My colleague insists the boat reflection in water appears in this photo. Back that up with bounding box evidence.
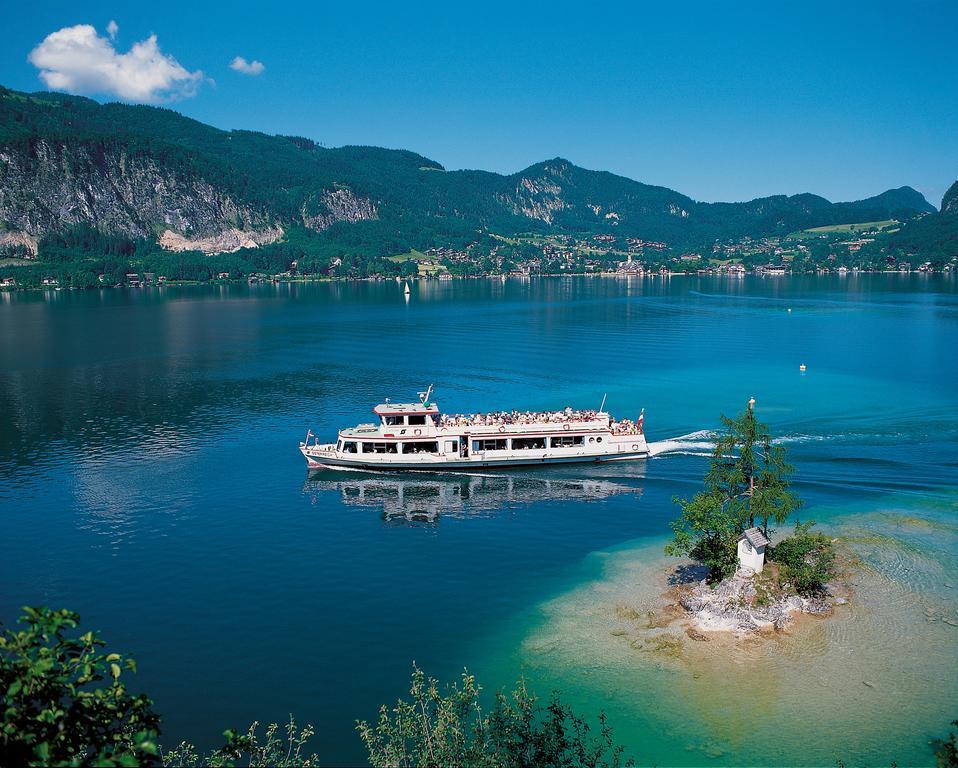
[302,469,643,524]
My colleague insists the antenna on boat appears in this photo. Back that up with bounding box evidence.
[599,393,607,414]
[418,384,434,406]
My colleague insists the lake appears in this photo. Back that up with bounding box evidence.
[1,274,956,766]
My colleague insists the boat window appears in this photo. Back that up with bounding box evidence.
[596,436,602,443]
[407,415,427,426]
[472,438,507,451]
[362,442,398,454]
[384,415,404,426]
[342,441,357,453]
[337,440,343,451]
[512,436,546,450]
[401,441,439,454]
[444,440,458,453]
[550,435,585,448]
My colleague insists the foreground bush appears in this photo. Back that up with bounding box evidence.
[0,607,160,767]
[358,665,632,768]
[3,607,629,767]
[161,718,319,767]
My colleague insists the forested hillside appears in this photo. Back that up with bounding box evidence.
[879,180,958,262]
[0,85,950,284]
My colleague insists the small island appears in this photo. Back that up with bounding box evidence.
[663,398,848,637]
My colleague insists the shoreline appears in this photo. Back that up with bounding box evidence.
[1,269,954,294]
[661,540,859,638]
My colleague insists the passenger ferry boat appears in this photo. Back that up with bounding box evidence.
[300,386,649,470]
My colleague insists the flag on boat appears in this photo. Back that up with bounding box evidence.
[637,409,644,433]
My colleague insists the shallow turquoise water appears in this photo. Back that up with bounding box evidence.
[1,275,956,765]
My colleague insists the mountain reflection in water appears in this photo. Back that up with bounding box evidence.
[302,471,642,523]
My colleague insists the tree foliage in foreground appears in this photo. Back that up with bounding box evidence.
[161,718,319,767]
[358,665,632,768]
[3,607,630,767]
[934,719,958,768]
[0,607,161,767]
[665,399,802,581]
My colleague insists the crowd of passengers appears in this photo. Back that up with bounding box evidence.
[436,408,642,434]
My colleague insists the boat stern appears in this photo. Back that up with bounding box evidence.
[607,431,650,459]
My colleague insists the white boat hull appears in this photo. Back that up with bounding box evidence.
[301,440,649,471]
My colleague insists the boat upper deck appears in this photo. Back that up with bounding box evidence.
[440,408,610,429]
[339,405,643,438]
[373,401,440,416]
[444,407,643,435]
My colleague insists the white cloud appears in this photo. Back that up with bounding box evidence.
[106,20,118,40]
[229,56,264,76]
[28,24,204,103]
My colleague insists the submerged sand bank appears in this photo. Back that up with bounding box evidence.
[486,502,958,766]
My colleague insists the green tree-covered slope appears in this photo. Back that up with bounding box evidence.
[879,180,958,262]
[0,85,942,260]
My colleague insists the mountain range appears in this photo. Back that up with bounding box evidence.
[0,85,952,260]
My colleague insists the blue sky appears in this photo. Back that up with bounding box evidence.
[3,0,956,205]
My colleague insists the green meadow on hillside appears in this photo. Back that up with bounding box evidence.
[788,220,899,238]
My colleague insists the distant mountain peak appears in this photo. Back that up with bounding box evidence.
[841,186,936,215]
[518,157,574,180]
[941,180,958,215]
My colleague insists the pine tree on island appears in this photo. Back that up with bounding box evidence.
[665,398,802,583]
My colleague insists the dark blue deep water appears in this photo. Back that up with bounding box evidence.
[1,275,956,765]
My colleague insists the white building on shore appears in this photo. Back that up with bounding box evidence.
[737,527,770,573]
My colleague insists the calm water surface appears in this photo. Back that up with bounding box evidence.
[1,275,956,766]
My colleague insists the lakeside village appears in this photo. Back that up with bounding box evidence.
[1,220,955,291]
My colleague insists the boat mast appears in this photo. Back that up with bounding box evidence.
[599,393,607,414]
[419,384,434,406]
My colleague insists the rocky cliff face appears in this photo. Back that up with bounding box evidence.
[0,141,277,247]
[942,181,958,216]
[497,175,569,224]
[158,226,284,255]
[0,230,38,257]
[0,140,378,256]
[497,161,576,224]
[300,188,378,232]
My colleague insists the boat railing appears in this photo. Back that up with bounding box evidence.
[438,411,610,429]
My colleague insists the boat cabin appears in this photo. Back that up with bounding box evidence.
[373,400,441,428]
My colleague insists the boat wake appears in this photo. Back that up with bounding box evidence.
[647,430,714,457]
[649,429,844,458]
